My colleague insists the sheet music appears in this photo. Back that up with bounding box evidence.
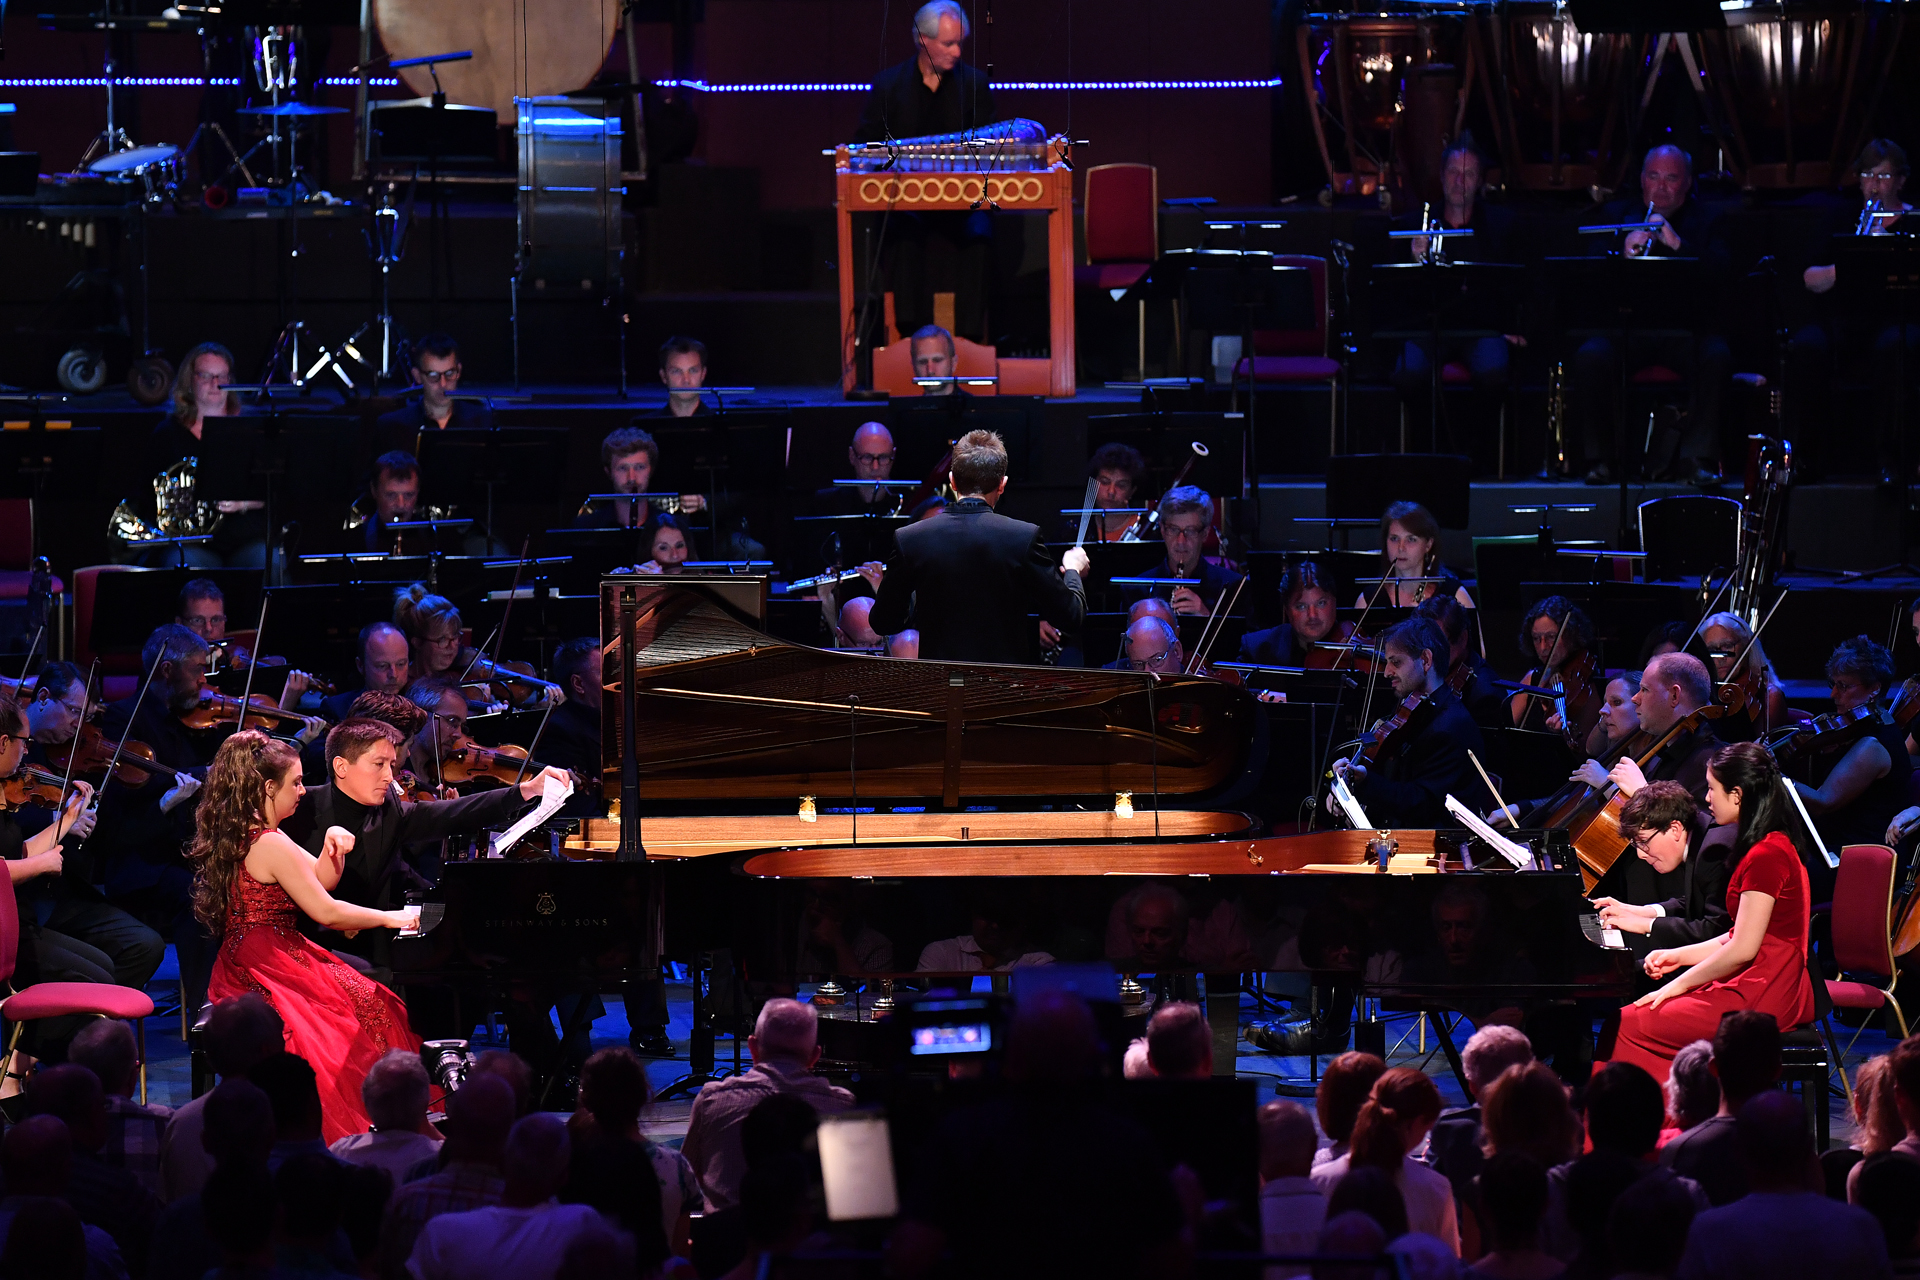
[1444,795,1535,869]
[1329,771,1371,830]
[487,772,574,858]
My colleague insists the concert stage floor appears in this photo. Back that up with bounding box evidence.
[136,947,1874,1152]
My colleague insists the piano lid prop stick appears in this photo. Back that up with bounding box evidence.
[1469,749,1519,830]
[1074,476,1098,549]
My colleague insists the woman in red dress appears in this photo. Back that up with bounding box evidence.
[190,730,422,1143]
[1604,742,1817,1086]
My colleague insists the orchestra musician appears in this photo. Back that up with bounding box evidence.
[856,0,995,343]
[1585,669,1644,760]
[1415,596,1504,729]
[343,451,451,556]
[1104,599,1179,670]
[143,341,266,568]
[1571,146,1732,486]
[1083,443,1148,543]
[1601,743,1816,1086]
[1698,611,1792,739]
[1592,780,1733,958]
[910,326,968,397]
[575,427,707,529]
[1130,486,1243,616]
[1359,501,1474,611]
[815,423,902,517]
[1617,653,1723,801]
[1508,596,1596,733]
[1788,141,1918,485]
[302,688,425,787]
[634,515,692,576]
[864,429,1088,663]
[887,630,922,658]
[176,578,318,714]
[1789,637,1911,856]
[647,336,713,419]
[1122,616,1183,675]
[317,622,412,723]
[539,638,603,785]
[1392,138,1518,449]
[372,332,492,459]
[1239,560,1349,665]
[1331,618,1484,828]
[836,597,884,651]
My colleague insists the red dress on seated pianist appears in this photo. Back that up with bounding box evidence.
[208,849,420,1145]
[1606,830,1815,1086]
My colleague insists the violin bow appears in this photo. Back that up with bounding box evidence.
[1185,572,1248,675]
[102,641,172,794]
[46,656,96,819]
[237,591,268,729]
[513,693,560,788]
[13,624,42,696]
[460,537,534,693]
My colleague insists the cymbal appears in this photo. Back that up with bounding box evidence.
[88,144,181,174]
[38,12,207,31]
[239,103,350,117]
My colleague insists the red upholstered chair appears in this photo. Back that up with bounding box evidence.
[0,500,65,602]
[868,334,1000,397]
[1233,254,1342,451]
[1075,164,1160,380]
[74,565,146,697]
[1823,844,1908,1101]
[0,874,156,1101]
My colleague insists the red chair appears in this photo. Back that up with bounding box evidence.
[74,564,146,700]
[0,874,156,1101]
[0,499,65,603]
[1823,843,1909,1103]
[1075,164,1160,378]
[1233,254,1342,453]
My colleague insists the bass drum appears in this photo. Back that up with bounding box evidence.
[1298,6,1469,208]
[373,0,618,119]
[1699,0,1892,190]
[1479,0,1637,193]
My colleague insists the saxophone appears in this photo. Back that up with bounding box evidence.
[108,459,224,542]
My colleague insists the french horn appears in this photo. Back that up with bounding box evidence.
[108,459,224,542]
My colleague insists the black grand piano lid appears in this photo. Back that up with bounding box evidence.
[596,576,1256,801]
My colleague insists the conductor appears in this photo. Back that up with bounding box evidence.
[864,429,1089,664]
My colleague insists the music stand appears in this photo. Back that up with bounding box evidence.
[647,410,791,556]
[198,416,363,589]
[1543,255,1703,546]
[88,568,269,665]
[541,529,648,593]
[1325,454,1473,529]
[0,419,100,499]
[1367,262,1525,452]
[1178,252,1315,484]
[1832,235,1920,566]
[414,428,571,551]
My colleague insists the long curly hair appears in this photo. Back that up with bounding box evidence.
[188,730,300,932]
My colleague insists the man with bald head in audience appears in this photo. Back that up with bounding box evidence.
[682,998,856,1212]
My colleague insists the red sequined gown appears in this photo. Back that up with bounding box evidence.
[207,836,420,1144]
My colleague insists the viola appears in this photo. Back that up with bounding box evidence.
[178,689,312,733]
[50,721,188,790]
[1763,701,1891,765]
[1,763,71,809]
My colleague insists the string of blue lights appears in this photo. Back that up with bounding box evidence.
[0,75,1274,92]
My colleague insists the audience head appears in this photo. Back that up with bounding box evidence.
[203,1162,277,1265]
[578,1046,650,1139]
[741,1093,822,1171]
[740,1152,818,1254]
[1480,1061,1582,1167]
[1144,1001,1212,1079]
[503,1112,572,1202]
[750,998,822,1068]
[949,428,1008,499]
[1314,1211,1388,1280]
[249,1051,324,1144]
[356,620,412,692]
[202,1076,276,1169]
[443,1072,517,1166]
[1667,1039,1720,1131]
[2,1115,72,1195]
[1350,1067,1442,1171]
[1257,1099,1318,1182]
[1635,652,1713,734]
[339,1164,394,1269]
[1736,1090,1815,1192]
[1854,1152,1920,1261]
[602,426,661,492]
[363,1047,431,1134]
[1124,616,1182,675]
[909,324,956,380]
[557,1222,640,1280]
[1385,1234,1460,1280]
[69,1018,140,1098]
[0,1197,87,1279]
[1608,1167,1697,1277]
[1856,1053,1905,1153]
[371,450,422,523]
[1887,1034,1920,1135]
[1326,1166,1409,1240]
[1565,1150,1650,1274]
[1316,1052,1388,1148]
[469,1049,535,1117]
[838,596,881,648]
[1088,441,1145,509]
[1005,989,1104,1084]
[1711,1011,1782,1111]
[173,339,239,424]
[1459,1023,1533,1101]
[203,993,287,1078]
[276,1150,347,1248]
[1584,1060,1665,1158]
[24,1065,106,1154]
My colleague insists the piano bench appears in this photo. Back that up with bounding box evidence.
[1779,1023,1838,1151]
[188,1001,215,1100]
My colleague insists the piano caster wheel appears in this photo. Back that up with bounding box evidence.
[1119,976,1146,1007]
[815,979,849,1006]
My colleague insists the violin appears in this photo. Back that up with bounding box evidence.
[1350,689,1436,772]
[1302,623,1375,673]
[1890,678,1920,731]
[177,689,313,733]
[438,736,553,788]
[1552,651,1607,754]
[1,764,71,810]
[0,674,33,701]
[391,769,446,804]
[1763,701,1891,766]
[49,722,189,790]
[453,650,559,711]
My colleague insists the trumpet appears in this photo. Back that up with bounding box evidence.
[575,493,684,523]
[109,458,224,542]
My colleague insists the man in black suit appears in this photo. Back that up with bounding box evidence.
[1592,779,1734,960]
[854,1,996,341]
[1332,618,1484,828]
[865,429,1087,664]
[540,637,602,786]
